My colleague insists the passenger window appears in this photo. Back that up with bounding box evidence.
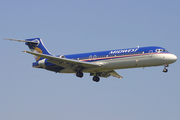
[93,55,97,59]
[89,55,92,59]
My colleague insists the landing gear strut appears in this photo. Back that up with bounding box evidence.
[76,71,83,78]
[163,64,169,73]
[93,76,100,82]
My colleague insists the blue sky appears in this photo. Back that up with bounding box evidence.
[0,0,179,120]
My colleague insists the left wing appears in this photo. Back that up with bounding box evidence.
[23,51,101,68]
[23,51,123,79]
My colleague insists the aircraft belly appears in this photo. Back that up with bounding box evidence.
[97,54,165,70]
[105,57,140,69]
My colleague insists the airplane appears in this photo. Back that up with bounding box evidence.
[4,38,177,82]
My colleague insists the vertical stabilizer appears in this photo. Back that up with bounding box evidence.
[25,38,51,61]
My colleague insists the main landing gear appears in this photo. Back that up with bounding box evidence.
[163,64,169,73]
[76,71,100,82]
[76,71,83,78]
[93,76,100,82]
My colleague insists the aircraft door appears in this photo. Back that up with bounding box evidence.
[148,50,153,58]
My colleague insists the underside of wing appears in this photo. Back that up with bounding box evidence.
[109,70,123,79]
[90,70,123,79]
[23,51,101,68]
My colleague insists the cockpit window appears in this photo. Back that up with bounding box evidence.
[156,49,168,52]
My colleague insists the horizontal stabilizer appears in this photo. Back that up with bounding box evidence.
[3,38,38,44]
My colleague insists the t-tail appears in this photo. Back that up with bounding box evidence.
[25,38,51,61]
[4,38,52,61]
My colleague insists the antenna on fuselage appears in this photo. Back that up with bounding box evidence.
[137,45,139,48]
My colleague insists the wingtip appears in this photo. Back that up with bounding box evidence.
[22,51,27,53]
[3,38,14,41]
[3,38,8,40]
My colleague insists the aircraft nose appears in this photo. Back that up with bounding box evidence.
[169,54,177,63]
[163,53,177,64]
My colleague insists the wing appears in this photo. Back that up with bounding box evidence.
[23,51,123,79]
[23,51,101,68]
[109,70,123,79]
[90,70,123,79]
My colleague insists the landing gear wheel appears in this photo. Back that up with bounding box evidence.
[165,64,169,67]
[163,68,168,73]
[163,64,169,73]
[76,71,83,78]
[93,76,100,82]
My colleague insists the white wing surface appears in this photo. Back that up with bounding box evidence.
[23,51,123,79]
[23,51,101,68]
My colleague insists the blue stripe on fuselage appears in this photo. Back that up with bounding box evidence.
[63,46,168,61]
[81,52,170,62]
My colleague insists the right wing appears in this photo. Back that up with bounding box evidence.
[109,70,123,79]
[90,70,123,79]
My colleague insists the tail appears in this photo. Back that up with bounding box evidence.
[25,38,52,61]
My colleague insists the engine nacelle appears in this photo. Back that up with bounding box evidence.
[35,55,65,68]
[38,59,46,67]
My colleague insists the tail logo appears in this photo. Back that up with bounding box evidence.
[33,47,42,61]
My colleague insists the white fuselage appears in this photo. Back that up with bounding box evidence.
[60,52,177,73]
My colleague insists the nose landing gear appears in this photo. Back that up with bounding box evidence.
[163,64,169,73]
[163,68,168,73]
